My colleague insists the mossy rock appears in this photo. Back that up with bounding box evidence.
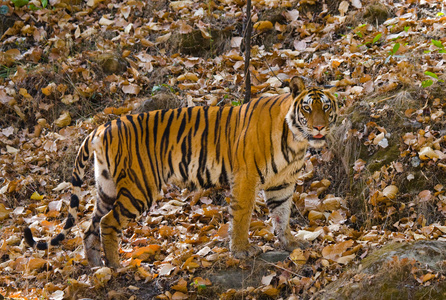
[316,241,446,300]
[366,143,400,173]
[174,27,232,57]
[363,3,391,25]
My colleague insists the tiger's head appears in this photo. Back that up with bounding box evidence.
[286,76,338,149]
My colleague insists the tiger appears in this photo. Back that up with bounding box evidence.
[24,76,338,268]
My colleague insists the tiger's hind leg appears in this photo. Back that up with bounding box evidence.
[264,183,309,251]
[83,160,117,266]
[100,183,152,268]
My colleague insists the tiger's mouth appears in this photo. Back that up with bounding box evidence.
[311,133,325,139]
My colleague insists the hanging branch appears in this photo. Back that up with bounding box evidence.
[243,0,252,103]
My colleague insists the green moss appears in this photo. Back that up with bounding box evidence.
[317,241,446,300]
[367,143,400,173]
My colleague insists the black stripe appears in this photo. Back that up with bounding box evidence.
[269,108,278,173]
[194,108,201,135]
[254,159,265,184]
[177,112,187,143]
[128,115,151,203]
[50,233,65,246]
[145,113,160,190]
[98,185,116,205]
[71,173,82,187]
[101,169,110,180]
[153,111,159,142]
[197,107,209,187]
[167,150,174,179]
[160,109,168,122]
[63,213,75,229]
[266,196,291,210]
[123,171,146,212]
[187,106,193,122]
[281,121,290,163]
[70,194,80,208]
[265,183,290,192]
[219,158,229,186]
[117,192,140,217]
[104,126,112,171]
[160,110,174,155]
[179,131,190,180]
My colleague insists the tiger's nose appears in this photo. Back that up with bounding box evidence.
[314,125,325,131]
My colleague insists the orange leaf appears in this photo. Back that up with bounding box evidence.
[322,240,354,261]
[28,258,47,271]
[137,266,154,279]
[422,273,436,283]
[261,285,279,297]
[0,204,10,221]
[183,256,199,270]
[130,258,142,267]
[172,278,188,293]
[254,21,273,32]
[54,111,71,128]
[215,223,229,239]
[159,225,174,238]
[290,248,307,264]
[191,277,211,286]
[132,245,161,261]
[172,292,189,300]
[41,87,52,96]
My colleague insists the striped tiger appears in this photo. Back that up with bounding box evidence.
[24,77,338,268]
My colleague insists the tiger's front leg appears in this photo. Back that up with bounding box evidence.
[229,175,262,259]
[264,183,309,251]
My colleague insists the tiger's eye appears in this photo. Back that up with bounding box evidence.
[323,104,330,110]
[303,105,311,112]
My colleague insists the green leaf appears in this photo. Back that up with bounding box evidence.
[404,26,410,32]
[431,39,444,49]
[372,33,382,44]
[151,85,162,93]
[424,71,438,79]
[437,12,445,17]
[356,31,363,38]
[41,0,48,8]
[422,80,433,88]
[11,0,29,7]
[439,49,446,54]
[231,101,241,106]
[392,43,400,54]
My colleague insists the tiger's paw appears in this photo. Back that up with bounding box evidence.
[231,244,263,259]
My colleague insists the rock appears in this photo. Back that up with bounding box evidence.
[259,251,290,263]
[208,251,291,290]
[316,241,446,300]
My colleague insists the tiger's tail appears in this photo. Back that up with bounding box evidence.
[24,130,96,250]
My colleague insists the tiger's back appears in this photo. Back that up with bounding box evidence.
[24,77,338,268]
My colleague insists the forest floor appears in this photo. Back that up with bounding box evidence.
[1,0,446,299]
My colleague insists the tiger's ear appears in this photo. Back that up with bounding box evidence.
[289,76,306,97]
